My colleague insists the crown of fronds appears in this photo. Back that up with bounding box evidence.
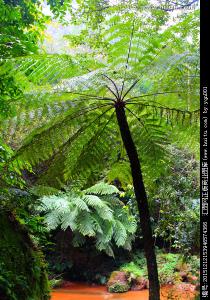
[0,9,199,187]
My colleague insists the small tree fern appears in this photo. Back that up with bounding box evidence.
[35,182,137,257]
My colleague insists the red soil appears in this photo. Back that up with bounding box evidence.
[51,282,197,300]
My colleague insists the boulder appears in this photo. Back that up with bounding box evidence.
[107,271,130,293]
[179,271,188,282]
[176,283,196,292]
[131,277,148,291]
[187,274,198,285]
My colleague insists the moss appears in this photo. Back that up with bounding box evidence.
[49,278,64,289]
[108,282,130,293]
[0,211,50,300]
[107,271,130,293]
[120,262,144,278]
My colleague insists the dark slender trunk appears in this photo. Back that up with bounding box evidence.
[115,105,160,300]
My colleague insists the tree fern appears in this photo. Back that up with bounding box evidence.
[2,11,199,181]
[37,182,137,256]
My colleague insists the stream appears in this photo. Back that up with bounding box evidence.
[51,283,197,300]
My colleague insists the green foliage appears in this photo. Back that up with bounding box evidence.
[30,185,60,197]
[0,211,50,300]
[152,147,200,253]
[121,262,144,279]
[123,252,148,279]
[0,139,26,194]
[0,65,23,120]
[157,253,182,284]
[123,145,200,253]
[37,182,137,256]
[117,251,199,285]
[0,187,52,252]
[0,3,199,190]
[0,0,47,58]
[84,181,120,195]
[0,262,29,300]
[107,161,133,189]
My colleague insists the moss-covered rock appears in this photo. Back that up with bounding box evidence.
[131,277,148,291]
[107,271,130,293]
[0,211,50,300]
[50,278,64,289]
[187,274,199,285]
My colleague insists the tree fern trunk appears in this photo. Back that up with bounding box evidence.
[115,105,160,300]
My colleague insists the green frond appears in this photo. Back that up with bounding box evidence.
[68,195,90,212]
[89,215,104,234]
[29,185,60,196]
[37,183,137,255]
[113,220,128,247]
[44,210,62,230]
[100,222,114,244]
[60,209,78,231]
[95,205,114,221]
[122,237,133,251]
[37,194,69,213]
[107,161,133,188]
[84,182,119,195]
[6,54,82,86]
[76,212,96,237]
[82,194,105,208]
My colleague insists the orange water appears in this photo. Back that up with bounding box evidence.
[51,283,196,300]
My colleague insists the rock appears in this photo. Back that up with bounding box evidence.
[179,271,188,282]
[187,274,198,284]
[131,277,148,291]
[50,279,64,288]
[176,283,196,292]
[107,271,130,293]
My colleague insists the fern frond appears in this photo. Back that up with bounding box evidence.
[82,194,105,208]
[84,182,119,195]
[68,195,90,212]
[7,54,82,86]
[76,212,96,237]
[95,205,114,221]
[30,185,60,196]
[60,209,78,231]
[113,220,128,247]
[107,161,133,188]
[37,183,137,255]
